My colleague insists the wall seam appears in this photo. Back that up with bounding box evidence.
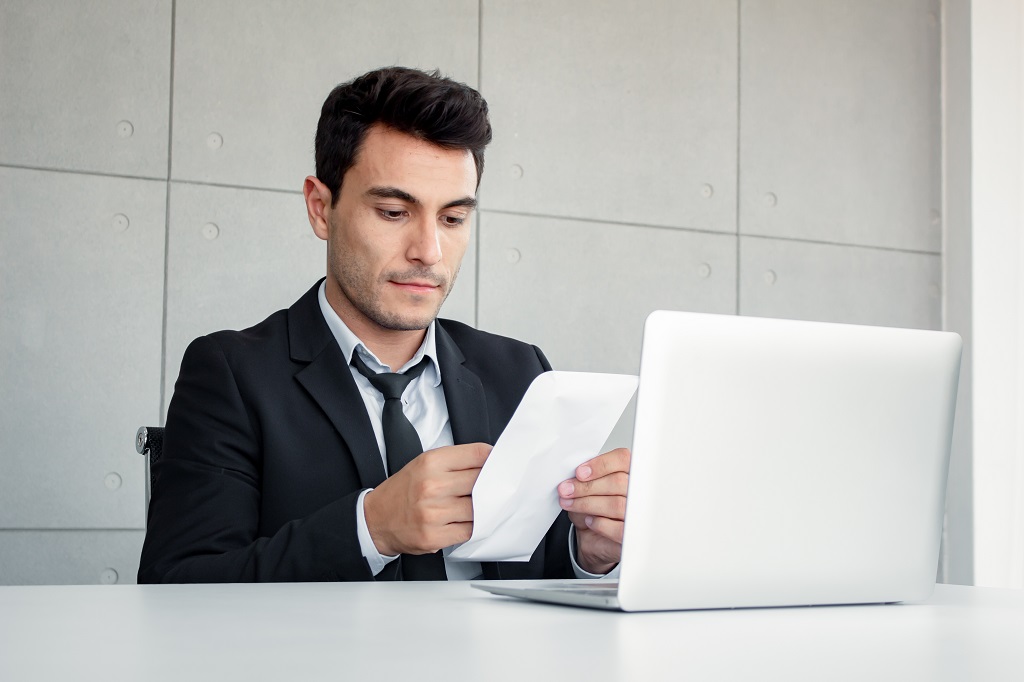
[939,0,951,583]
[735,0,742,316]
[0,528,146,533]
[483,208,941,256]
[0,163,164,182]
[159,0,177,421]
[168,178,302,195]
[474,0,483,329]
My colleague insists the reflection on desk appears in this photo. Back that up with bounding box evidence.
[1,582,1022,681]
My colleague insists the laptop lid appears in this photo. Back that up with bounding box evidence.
[615,311,962,612]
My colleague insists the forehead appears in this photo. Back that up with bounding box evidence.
[346,125,477,201]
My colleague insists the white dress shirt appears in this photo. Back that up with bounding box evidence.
[317,282,608,580]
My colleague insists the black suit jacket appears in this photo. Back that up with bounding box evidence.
[138,280,574,582]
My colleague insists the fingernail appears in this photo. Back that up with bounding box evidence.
[559,481,574,496]
[561,498,573,508]
[585,516,594,528]
[578,465,592,480]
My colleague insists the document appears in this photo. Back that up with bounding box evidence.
[448,371,638,561]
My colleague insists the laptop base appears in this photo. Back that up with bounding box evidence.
[472,580,622,610]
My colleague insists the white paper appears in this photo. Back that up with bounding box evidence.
[448,371,638,561]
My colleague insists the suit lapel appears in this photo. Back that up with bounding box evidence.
[436,322,491,446]
[436,323,502,578]
[289,281,387,489]
[286,290,492,490]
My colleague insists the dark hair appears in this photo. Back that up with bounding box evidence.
[314,66,492,205]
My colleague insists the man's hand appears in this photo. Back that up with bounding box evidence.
[363,443,490,557]
[558,447,630,574]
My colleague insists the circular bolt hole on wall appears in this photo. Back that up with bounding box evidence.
[111,214,130,232]
[116,120,134,138]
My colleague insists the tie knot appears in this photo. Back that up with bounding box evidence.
[351,352,430,401]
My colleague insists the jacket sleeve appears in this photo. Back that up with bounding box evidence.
[137,335,377,583]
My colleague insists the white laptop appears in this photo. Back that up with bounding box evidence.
[473,310,962,611]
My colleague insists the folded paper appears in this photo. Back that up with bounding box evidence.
[449,371,639,561]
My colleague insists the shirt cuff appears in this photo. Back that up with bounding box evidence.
[356,488,399,576]
[568,526,621,580]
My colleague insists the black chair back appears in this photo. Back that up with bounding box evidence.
[135,426,164,523]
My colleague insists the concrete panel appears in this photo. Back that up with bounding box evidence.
[0,0,171,178]
[0,530,144,585]
[739,0,941,252]
[171,0,479,191]
[478,211,737,373]
[739,237,941,330]
[0,168,163,528]
[164,183,325,410]
[479,0,738,232]
[478,211,736,452]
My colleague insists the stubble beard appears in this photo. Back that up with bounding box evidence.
[333,257,460,332]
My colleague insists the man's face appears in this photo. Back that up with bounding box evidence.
[319,125,477,333]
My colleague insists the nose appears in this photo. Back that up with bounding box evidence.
[406,215,442,266]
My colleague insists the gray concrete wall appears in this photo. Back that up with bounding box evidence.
[0,0,956,584]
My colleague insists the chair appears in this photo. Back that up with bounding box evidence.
[135,426,164,515]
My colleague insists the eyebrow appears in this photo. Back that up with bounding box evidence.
[366,186,477,211]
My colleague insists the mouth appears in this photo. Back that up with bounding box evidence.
[389,279,442,295]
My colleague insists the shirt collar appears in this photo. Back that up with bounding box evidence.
[317,280,441,386]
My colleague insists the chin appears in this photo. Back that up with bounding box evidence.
[370,308,440,332]
[381,319,434,332]
[375,293,448,330]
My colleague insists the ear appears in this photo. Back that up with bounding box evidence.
[303,176,332,241]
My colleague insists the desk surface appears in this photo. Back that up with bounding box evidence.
[1,581,1022,681]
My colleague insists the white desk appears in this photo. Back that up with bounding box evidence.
[1,582,1022,681]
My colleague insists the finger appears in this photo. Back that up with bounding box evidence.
[576,447,630,481]
[422,495,474,528]
[441,467,484,497]
[420,442,492,472]
[417,519,475,553]
[447,495,474,523]
[558,472,628,499]
[439,520,474,546]
[575,528,624,569]
[580,515,625,544]
[560,493,627,520]
[409,468,479,501]
[567,510,590,529]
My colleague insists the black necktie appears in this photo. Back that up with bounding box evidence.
[351,352,447,581]
[351,352,430,476]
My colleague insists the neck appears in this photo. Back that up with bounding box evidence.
[325,279,427,369]
[359,331,426,370]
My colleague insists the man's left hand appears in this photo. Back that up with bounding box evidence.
[557,447,630,575]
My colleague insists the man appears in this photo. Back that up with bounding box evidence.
[139,67,629,582]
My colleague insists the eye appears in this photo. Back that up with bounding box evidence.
[378,209,407,221]
[440,214,466,227]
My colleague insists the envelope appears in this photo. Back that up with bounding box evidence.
[448,371,638,561]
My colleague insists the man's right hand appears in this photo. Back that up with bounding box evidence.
[362,442,491,556]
